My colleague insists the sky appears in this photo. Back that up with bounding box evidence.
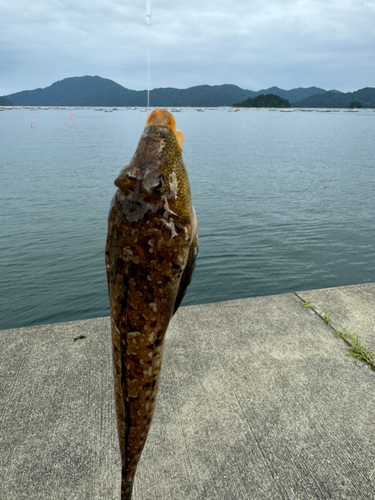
[1,0,375,96]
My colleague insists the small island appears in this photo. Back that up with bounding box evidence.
[232,93,291,108]
[348,101,363,109]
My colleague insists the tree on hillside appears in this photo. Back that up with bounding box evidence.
[348,101,363,108]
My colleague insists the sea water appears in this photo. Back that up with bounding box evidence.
[1,107,374,330]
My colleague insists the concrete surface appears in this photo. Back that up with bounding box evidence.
[296,282,375,354]
[1,283,375,500]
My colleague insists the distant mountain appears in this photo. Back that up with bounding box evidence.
[6,77,330,107]
[6,77,256,107]
[148,84,256,107]
[293,87,375,108]
[0,96,13,106]
[6,76,142,107]
[252,86,328,102]
[5,76,374,108]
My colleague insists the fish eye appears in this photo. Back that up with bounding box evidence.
[155,178,164,191]
[142,172,165,194]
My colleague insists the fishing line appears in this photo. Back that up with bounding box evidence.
[147,44,150,110]
[146,0,151,110]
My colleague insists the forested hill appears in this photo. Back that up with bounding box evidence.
[0,96,13,105]
[6,76,141,107]
[4,76,375,107]
[4,76,328,107]
[292,88,375,108]
[6,77,255,107]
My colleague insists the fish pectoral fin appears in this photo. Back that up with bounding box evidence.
[175,129,184,150]
[173,232,198,315]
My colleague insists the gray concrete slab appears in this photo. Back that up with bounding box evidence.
[0,317,120,500]
[1,286,375,500]
[296,283,375,354]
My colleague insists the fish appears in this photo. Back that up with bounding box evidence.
[105,109,198,500]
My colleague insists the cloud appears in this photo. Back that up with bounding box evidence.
[1,0,374,95]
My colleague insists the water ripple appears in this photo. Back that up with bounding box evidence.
[1,108,375,329]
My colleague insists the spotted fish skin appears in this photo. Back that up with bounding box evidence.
[105,109,198,500]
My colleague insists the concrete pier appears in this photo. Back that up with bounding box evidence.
[1,283,375,499]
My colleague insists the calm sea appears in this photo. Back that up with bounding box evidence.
[1,107,374,330]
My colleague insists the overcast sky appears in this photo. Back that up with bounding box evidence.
[1,0,374,96]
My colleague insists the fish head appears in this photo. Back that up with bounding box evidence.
[114,109,193,223]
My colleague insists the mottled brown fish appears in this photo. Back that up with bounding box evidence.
[105,109,198,500]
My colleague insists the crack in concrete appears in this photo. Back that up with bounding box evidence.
[294,292,375,373]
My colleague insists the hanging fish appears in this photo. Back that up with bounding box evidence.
[105,109,198,500]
